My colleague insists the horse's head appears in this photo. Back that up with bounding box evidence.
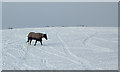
[43,34,48,40]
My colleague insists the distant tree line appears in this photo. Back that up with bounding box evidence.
[77,25,87,27]
[7,25,87,29]
[8,27,13,29]
[44,25,87,27]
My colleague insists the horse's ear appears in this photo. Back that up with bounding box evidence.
[44,34,47,36]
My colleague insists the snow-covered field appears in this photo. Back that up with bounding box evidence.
[2,27,118,70]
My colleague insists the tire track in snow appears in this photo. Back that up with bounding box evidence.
[2,40,26,69]
[36,43,86,69]
[36,47,86,69]
[82,32,112,52]
[3,39,34,69]
[82,32,98,45]
[85,36,112,53]
[56,32,93,69]
[93,37,117,43]
[16,42,32,69]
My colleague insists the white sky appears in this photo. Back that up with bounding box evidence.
[1,0,120,2]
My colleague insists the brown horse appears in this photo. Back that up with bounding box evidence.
[27,32,47,46]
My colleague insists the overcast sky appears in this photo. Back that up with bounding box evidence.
[2,2,118,29]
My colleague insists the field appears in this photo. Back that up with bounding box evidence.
[2,27,118,70]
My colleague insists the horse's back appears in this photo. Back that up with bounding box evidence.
[28,32,35,37]
[28,32,44,39]
[35,33,44,39]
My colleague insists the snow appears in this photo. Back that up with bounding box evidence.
[2,27,118,70]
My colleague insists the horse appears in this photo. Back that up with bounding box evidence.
[26,32,47,46]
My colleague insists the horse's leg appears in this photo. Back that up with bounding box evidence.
[40,40,43,45]
[39,38,43,45]
[30,39,32,45]
[34,40,37,46]
[26,37,30,43]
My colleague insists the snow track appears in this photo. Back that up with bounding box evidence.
[57,32,92,69]
[2,27,118,70]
